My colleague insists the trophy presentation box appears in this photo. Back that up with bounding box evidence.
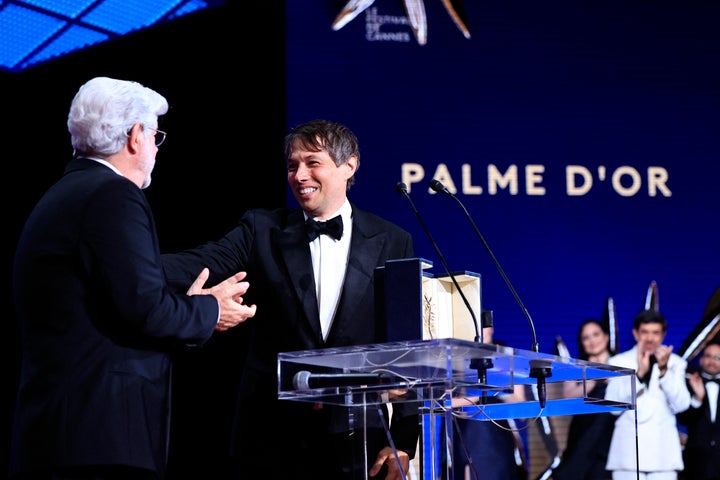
[375,258,481,342]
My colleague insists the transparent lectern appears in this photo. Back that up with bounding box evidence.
[277,259,636,480]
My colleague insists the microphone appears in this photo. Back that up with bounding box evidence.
[428,179,541,354]
[292,370,399,391]
[473,310,495,381]
[429,178,550,408]
[395,182,482,343]
[530,359,553,409]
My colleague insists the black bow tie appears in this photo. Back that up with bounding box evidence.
[702,373,720,385]
[305,216,343,241]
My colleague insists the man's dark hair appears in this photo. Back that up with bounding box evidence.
[633,309,667,333]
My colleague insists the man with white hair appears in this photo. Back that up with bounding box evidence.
[9,77,257,480]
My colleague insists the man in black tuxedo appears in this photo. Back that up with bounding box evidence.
[10,77,257,480]
[677,340,720,480]
[162,119,419,480]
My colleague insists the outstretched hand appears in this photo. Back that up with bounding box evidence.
[187,268,257,331]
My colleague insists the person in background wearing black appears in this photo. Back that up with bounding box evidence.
[551,319,615,480]
[9,76,257,480]
[677,340,720,480]
[162,119,419,480]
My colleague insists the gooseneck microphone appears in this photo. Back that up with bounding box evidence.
[428,179,540,353]
[395,182,482,343]
[429,179,548,408]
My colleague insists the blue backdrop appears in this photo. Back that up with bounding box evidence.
[285,0,719,358]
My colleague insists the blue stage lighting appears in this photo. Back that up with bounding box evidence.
[0,0,224,72]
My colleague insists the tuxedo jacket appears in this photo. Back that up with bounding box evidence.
[10,158,219,478]
[162,206,420,475]
[677,377,720,479]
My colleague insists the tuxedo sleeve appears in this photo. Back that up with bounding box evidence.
[390,401,420,458]
[163,212,255,289]
[86,180,218,345]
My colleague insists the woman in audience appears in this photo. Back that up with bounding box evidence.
[551,319,615,480]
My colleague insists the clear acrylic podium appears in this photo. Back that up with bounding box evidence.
[278,337,636,480]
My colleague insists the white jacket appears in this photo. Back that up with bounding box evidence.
[604,345,691,472]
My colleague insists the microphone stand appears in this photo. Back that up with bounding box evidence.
[428,179,551,408]
[396,182,482,343]
[397,182,491,480]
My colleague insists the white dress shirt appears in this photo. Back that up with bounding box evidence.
[307,200,352,341]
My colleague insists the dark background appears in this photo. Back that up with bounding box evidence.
[2,2,285,478]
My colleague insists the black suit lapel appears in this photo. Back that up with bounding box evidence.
[275,212,324,342]
[326,210,386,343]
